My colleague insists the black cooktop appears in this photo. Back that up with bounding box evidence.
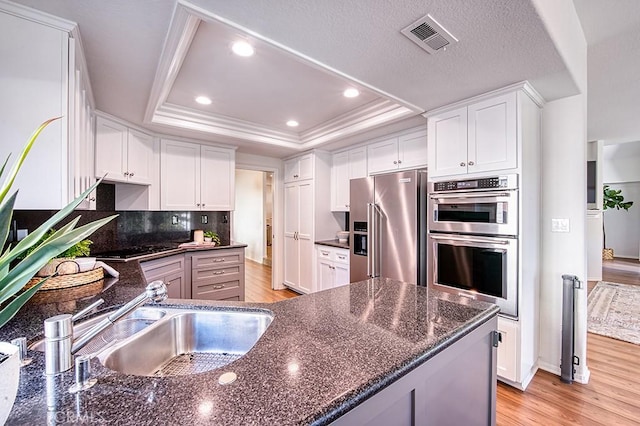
[94,245,179,259]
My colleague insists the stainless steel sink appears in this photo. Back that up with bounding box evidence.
[99,308,273,377]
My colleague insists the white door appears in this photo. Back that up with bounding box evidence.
[284,158,299,183]
[201,146,234,210]
[95,117,128,182]
[332,151,349,211]
[334,263,349,287]
[427,106,468,178]
[126,129,154,185]
[283,182,300,289]
[297,181,314,293]
[496,317,519,382]
[467,92,517,174]
[367,137,398,175]
[398,129,427,170]
[160,140,200,210]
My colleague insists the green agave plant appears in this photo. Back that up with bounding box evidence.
[0,118,116,328]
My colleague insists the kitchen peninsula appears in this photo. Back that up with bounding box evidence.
[2,265,499,425]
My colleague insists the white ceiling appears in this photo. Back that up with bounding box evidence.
[11,0,638,156]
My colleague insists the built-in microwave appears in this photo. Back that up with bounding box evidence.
[428,175,518,236]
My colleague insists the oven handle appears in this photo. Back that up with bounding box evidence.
[429,234,512,245]
[429,192,512,200]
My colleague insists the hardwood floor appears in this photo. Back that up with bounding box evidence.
[497,258,640,425]
[244,258,640,424]
[244,259,299,303]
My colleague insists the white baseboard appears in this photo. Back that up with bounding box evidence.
[538,360,561,376]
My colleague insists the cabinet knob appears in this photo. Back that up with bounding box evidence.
[398,160,402,164]
[129,172,134,177]
[196,203,201,207]
[89,197,96,202]
[393,161,397,165]
[294,174,299,178]
[468,161,475,166]
[202,203,206,207]
[124,172,129,176]
[460,162,466,167]
[345,204,349,208]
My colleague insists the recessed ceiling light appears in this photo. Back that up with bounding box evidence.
[195,96,212,105]
[286,120,299,127]
[232,41,254,57]
[343,88,360,98]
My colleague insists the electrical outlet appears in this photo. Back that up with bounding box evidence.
[551,218,570,233]
[171,215,179,225]
[201,215,208,224]
[222,215,228,224]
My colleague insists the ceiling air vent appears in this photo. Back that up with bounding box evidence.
[401,14,458,54]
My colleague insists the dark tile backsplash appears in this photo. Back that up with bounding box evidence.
[11,210,231,254]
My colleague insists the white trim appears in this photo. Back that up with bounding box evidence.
[574,365,590,384]
[424,81,545,117]
[69,27,95,108]
[538,360,561,376]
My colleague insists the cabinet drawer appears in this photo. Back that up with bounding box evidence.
[192,265,241,285]
[192,268,241,301]
[191,249,243,268]
[317,247,334,261]
[334,250,349,265]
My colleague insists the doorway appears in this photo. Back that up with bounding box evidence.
[233,167,278,296]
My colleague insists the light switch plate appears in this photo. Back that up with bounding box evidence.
[551,218,570,233]
[171,215,179,225]
[201,215,208,224]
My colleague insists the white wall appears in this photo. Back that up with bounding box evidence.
[233,169,265,262]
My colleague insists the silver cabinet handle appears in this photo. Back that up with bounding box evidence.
[430,192,512,200]
[213,271,224,275]
[468,161,474,166]
[213,284,224,289]
[321,251,329,256]
[460,162,466,167]
[337,255,346,260]
[366,203,372,277]
[214,258,225,262]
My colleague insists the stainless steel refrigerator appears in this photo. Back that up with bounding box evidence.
[349,169,428,285]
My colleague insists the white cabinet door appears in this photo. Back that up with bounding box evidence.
[317,258,334,291]
[398,129,427,170]
[334,263,350,286]
[468,92,516,174]
[367,137,398,175]
[298,154,314,180]
[95,117,128,182]
[284,158,299,183]
[283,183,300,289]
[331,151,350,212]
[160,140,200,210]
[126,129,154,185]
[297,181,314,293]
[349,147,367,179]
[497,317,519,383]
[427,106,468,178]
[201,146,234,210]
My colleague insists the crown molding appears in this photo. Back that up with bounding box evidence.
[0,0,76,32]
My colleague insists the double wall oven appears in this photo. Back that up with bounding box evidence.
[428,175,519,318]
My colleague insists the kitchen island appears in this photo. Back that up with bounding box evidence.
[2,270,498,425]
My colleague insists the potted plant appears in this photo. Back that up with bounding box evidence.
[0,118,116,422]
[23,230,94,276]
[602,184,634,260]
[203,231,221,246]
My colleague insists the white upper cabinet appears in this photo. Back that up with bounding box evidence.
[331,147,366,212]
[95,116,155,185]
[367,129,427,175]
[0,8,94,209]
[284,153,313,183]
[160,139,235,211]
[428,92,517,178]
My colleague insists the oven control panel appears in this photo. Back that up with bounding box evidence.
[432,175,516,192]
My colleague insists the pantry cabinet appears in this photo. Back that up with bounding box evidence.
[0,7,94,209]
[366,129,427,175]
[284,152,340,294]
[331,147,366,211]
[427,92,516,178]
[95,116,156,185]
[160,139,235,211]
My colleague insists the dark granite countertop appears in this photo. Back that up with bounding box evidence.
[2,260,498,425]
[314,239,350,250]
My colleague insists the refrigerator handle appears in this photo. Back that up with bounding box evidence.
[367,203,372,277]
[372,203,381,278]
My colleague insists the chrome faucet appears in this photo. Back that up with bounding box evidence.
[44,281,168,375]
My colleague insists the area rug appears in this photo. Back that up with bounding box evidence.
[587,281,640,345]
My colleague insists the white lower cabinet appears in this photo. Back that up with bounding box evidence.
[496,317,518,383]
[316,245,350,291]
